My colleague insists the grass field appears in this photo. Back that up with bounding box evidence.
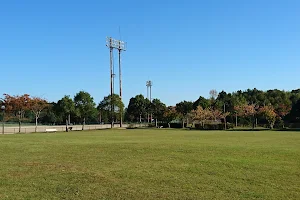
[0,129,299,200]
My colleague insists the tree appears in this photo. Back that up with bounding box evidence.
[193,96,210,110]
[151,98,167,123]
[176,101,193,128]
[234,105,244,127]
[244,104,257,128]
[290,90,300,106]
[190,106,208,128]
[209,89,221,111]
[74,91,96,130]
[288,99,300,123]
[29,97,48,132]
[231,93,247,126]
[259,106,277,129]
[276,104,291,127]
[98,94,124,127]
[3,94,30,133]
[126,94,149,122]
[56,95,75,131]
[209,89,218,101]
[234,104,257,128]
[163,106,178,128]
[190,106,228,129]
[40,103,57,125]
[208,107,230,129]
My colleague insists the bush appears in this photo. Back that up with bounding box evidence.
[195,123,226,130]
[148,123,156,128]
[227,123,234,129]
[286,123,300,128]
[126,124,137,129]
[158,123,184,128]
[170,123,183,128]
[274,120,285,129]
[158,123,168,128]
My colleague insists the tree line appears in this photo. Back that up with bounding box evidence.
[125,88,300,129]
[0,91,124,132]
[1,88,300,131]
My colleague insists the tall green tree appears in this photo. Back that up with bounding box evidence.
[56,95,75,131]
[193,96,210,110]
[176,101,193,127]
[288,99,300,123]
[151,98,167,122]
[40,103,58,125]
[74,91,96,130]
[98,94,124,126]
[126,94,149,122]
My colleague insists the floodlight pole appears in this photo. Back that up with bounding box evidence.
[146,81,153,123]
[106,36,126,129]
[118,44,123,128]
[1,105,5,134]
[146,81,149,123]
[224,103,227,130]
[150,83,152,123]
[108,38,114,128]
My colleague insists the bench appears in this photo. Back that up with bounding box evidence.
[45,129,57,133]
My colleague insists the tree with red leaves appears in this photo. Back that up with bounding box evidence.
[259,105,277,129]
[234,104,257,128]
[3,94,31,133]
[234,105,243,127]
[276,104,291,120]
[163,106,179,128]
[29,97,48,132]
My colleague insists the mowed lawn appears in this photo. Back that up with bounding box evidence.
[0,129,299,200]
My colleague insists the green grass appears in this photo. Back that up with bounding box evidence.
[0,129,299,200]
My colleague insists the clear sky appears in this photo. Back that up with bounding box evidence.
[1,0,299,106]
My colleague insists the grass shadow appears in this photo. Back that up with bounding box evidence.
[228,128,270,132]
[274,128,300,132]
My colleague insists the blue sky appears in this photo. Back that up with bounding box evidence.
[0,0,299,106]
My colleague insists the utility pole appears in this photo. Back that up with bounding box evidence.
[109,39,114,128]
[118,41,123,128]
[146,81,153,123]
[1,105,5,134]
[224,103,227,130]
[147,83,149,123]
[150,83,152,123]
[106,37,126,128]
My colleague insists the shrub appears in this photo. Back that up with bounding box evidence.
[157,123,184,128]
[227,123,234,129]
[126,124,137,129]
[195,123,225,130]
[148,123,156,128]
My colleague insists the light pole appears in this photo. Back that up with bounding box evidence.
[1,105,5,134]
[146,80,153,123]
[106,37,126,128]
